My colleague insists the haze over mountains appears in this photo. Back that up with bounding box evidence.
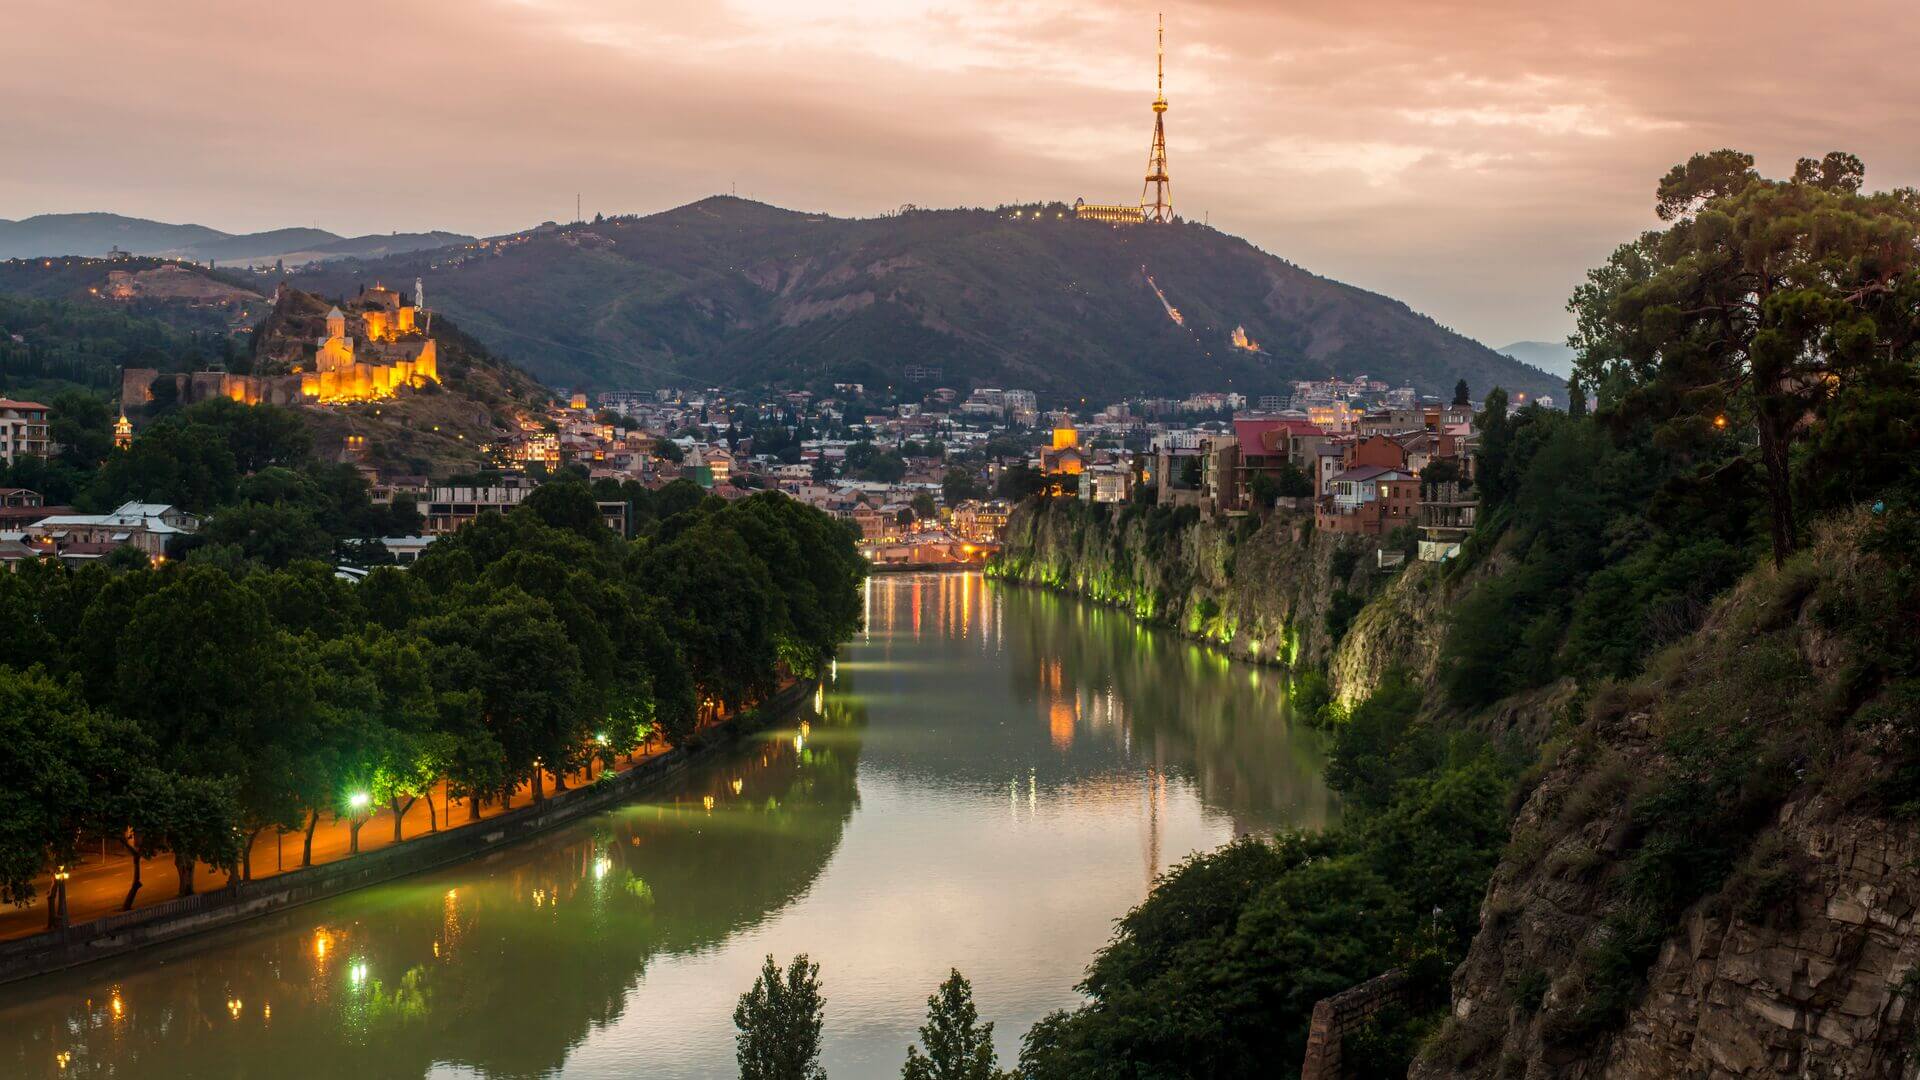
[296,197,1564,400]
[0,212,471,267]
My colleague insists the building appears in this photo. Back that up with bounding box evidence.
[1038,427,1088,481]
[302,298,438,403]
[1316,466,1420,535]
[1155,434,1239,515]
[24,501,200,560]
[1231,416,1324,508]
[1419,481,1478,561]
[951,499,1012,542]
[423,484,531,534]
[0,399,51,465]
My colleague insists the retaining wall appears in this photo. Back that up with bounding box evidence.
[1298,968,1413,1079]
[0,680,814,987]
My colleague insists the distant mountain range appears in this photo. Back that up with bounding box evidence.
[1496,340,1576,380]
[0,213,473,267]
[292,197,1565,401]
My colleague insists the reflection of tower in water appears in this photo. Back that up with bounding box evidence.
[1142,766,1164,890]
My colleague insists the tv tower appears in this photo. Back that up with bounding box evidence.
[1140,14,1173,224]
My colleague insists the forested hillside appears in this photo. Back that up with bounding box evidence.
[296,197,1564,399]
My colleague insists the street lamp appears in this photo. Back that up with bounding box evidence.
[347,792,372,855]
[51,865,71,929]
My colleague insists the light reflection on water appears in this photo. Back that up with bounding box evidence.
[0,573,1334,1079]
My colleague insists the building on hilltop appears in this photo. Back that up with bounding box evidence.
[301,286,438,403]
[119,282,440,412]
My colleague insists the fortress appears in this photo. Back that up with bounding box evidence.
[121,280,439,411]
[304,283,437,402]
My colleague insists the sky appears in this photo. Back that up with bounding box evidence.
[6,0,1918,346]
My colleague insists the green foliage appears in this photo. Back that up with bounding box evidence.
[1569,148,1920,565]
[1439,403,1762,707]
[0,667,139,905]
[735,954,827,1080]
[1017,679,1516,1079]
[1343,1003,1440,1079]
[1324,588,1365,647]
[1325,672,1432,812]
[1288,667,1333,723]
[941,467,987,506]
[0,470,864,900]
[996,464,1047,502]
[903,969,1006,1080]
[0,293,242,391]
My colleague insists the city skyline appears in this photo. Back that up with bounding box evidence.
[6,0,1917,346]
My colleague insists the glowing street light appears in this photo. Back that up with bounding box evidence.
[346,792,372,854]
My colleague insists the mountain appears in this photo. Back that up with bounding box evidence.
[0,213,226,260]
[0,213,474,266]
[1496,339,1576,379]
[293,197,1565,401]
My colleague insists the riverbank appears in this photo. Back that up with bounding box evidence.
[0,679,816,987]
[988,498,1453,706]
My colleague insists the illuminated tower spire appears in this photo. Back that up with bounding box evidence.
[1140,14,1173,224]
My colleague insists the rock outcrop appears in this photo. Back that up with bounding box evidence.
[991,500,1429,693]
[1416,515,1920,1079]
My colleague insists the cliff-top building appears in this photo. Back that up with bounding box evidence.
[302,285,438,402]
[121,279,439,411]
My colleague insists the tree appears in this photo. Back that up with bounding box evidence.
[50,390,115,467]
[112,566,315,880]
[735,953,827,1080]
[911,491,938,521]
[1452,378,1471,407]
[0,668,135,918]
[523,479,609,540]
[1570,149,1920,565]
[996,464,1046,502]
[904,969,1005,1080]
[941,467,985,506]
[196,502,334,567]
[122,766,243,899]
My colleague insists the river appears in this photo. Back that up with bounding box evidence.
[0,572,1334,1079]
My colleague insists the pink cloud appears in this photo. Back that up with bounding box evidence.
[4,0,1914,344]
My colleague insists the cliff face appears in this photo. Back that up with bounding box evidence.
[995,500,1335,668]
[1416,514,1920,1079]
[991,499,1452,699]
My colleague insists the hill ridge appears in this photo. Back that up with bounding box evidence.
[296,197,1564,400]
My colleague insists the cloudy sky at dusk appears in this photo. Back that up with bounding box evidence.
[6,0,1917,344]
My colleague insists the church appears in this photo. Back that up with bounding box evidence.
[301,282,438,402]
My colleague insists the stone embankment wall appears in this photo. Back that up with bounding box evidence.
[0,680,815,987]
[1300,969,1414,1079]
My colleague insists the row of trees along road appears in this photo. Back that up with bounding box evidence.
[0,479,866,926]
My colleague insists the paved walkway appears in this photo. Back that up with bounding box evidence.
[0,750,660,942]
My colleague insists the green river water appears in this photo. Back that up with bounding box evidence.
[0,572,1334,1078]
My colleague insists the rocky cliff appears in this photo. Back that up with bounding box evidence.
[1415,513,1920,1079]
[991,499,1460,701]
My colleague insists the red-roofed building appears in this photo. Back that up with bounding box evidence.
[1231,416,1326,509]
[0,400,50,465]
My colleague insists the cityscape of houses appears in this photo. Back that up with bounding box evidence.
[1,371,1505,569]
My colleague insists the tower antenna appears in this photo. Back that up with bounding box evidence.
[1140,14,1173,224]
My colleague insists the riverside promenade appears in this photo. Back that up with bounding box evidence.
[0,680,815,983]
